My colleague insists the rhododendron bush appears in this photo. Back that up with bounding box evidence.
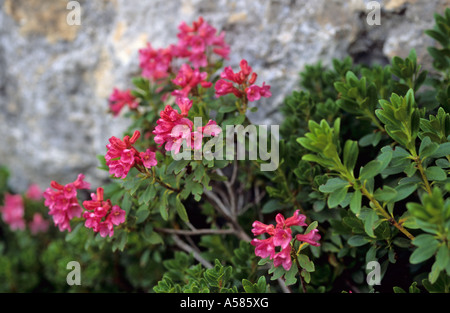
[1,11,449,293]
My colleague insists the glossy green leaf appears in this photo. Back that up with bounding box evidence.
[425,166,447,181]
[359,160,382,181]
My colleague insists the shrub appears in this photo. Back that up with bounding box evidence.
[0,10,449,293]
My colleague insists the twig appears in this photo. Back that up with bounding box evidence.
[216,168,237,216]
[241,186,266,213]
[215,187,231,208]
[171,234,213,269]
[155,227,237,236]
[204,188,252,242]
[203,189,233,219]
[277,278,292,293]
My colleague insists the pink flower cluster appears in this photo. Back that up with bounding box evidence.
[139,43,174,81]
[138,16,229,83]
[29,213,50,235]
[251,210,321,271]
[1,185,49,234]
[43,174,90,232]
[173,16,230,68]
[105,130,157,179]
[108,88,139,116]
[153,97,221,154]
[215,59,271,102]
[171,64,212,99]
[83,187,126,238]
[0,193,26,231]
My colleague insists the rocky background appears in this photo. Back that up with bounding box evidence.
[0,0,448,192]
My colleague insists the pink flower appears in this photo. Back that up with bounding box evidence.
[215,59,271,102]
[153,98,221,155]
[140,149,158,168]
[0,193,26,231]
[109,205,126,225]
[153,104,194,153]
[197,120,222,137]
[276,210,307,228]
[73,173,91,189]
[108,88,139,116]
[214,79,240,97]
[25,184,43,200]
[105,130,141,179]
[246,85,263,102]
[82,187,126,238]
[251,237,276,259]
[98,221,114,238]
[43,174,90,232]
[174,16,230,68]
[176,96,193,117]
[63,183,77,199]
[273,228,292,249]
[171,64,212,98]
[296,229,321,247]
[251,220,275,236]
[138,43,173,80]
[29,213,50,235]
[273,246,292,271]
[250,210,315,271]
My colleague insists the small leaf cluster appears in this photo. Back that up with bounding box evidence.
[283,9,450,292]
[153,251,267,293]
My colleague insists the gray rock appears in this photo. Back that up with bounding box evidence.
[0,0,447,192]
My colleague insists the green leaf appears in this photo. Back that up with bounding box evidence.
[343,216,365,233]
[168,159,191,175]
[262,199,282,213]
[343,140,359,172]
[410,234,440,264]
[327,186,348,208]
[425,166,447,181]
[377,149,393,171]
[113,230,128,252]
[284,264,298,286]
[419,136,439,159]
[143,231,164,245]
[218,104,237,113]
[159,191,169,221]
[348,235,370,247]
[394,182,418,202]
[359,160,382,181]
[121,192,133,213]
[350,189,362,214]
[359,132,382,147]
[297,254,315,272]
[364,210,379,238]
[135,205,150,224]
[408,282,421,293]
[140,184,156,205]
[175,196,189,222]
[319,178,348,193]
[425,29,449,46]
[393,286,406,293]
[222,114,246,126]
[374,186,398,203]
[269,266,286,281]
[301,270,311,284]
[429,262,443,284]
[431,142,450,159]
[256,276,267,292]
[242,279,255,293]
[305,221,319,234]
[66,223,83,242]
[435,244,449,270]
